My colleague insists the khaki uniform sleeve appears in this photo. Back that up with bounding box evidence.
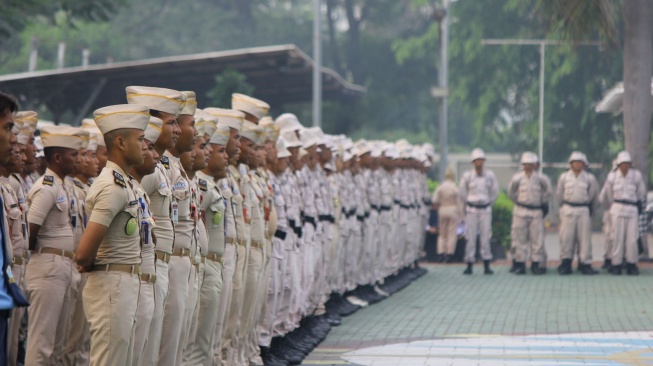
[140,172,157,196]
[27,185,55,226]
[88,182,127,228]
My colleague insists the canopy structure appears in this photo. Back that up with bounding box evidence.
[0,44,365,124]
[595,78,653,115]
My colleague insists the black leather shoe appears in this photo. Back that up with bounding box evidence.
[581,264,598,275]
[626,263,639,276]
[484,260,494,275]
[558,259,572,275]
[509,259,517,273]
[463,262,473,275]
[513,262,525,275]
[601,259,612,270]
[611,264,622,275]
[531,262,546,275]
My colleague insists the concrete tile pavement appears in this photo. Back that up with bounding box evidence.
[302,260,653,365]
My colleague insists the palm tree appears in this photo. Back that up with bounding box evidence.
[537,0,653,184]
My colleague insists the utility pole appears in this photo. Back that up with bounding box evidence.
[313,0,323,128]
[481,39,601,167]
[431,0,450,182]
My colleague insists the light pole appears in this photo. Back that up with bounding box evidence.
[313,0,323,128]
[480,39,601,166]
[432,0,450,182]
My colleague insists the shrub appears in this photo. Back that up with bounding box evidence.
[492,191,514,250]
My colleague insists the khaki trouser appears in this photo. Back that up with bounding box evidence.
[213,244,235,366]
[464,211,493,263]
[159,256,192,366]
[603,211,614,260]
[239,245,264,364]
[84,271,140,366]
[511,215,544,262]
[183,261,202,363]
[559,210,592,263]
[189,259,223,366]
[438,214,459,255]
[611,214,639,265]
[247,243,272,364]
[221,242,248,365]
[8,263,25,366]
[62,271,90,366]
[260,254,282,347]
[279,239,301,335]
[346,220,363,290]
[25,253,74,366]
[141,259,169,366]
[131,281,154,366]
[301,223,317,315]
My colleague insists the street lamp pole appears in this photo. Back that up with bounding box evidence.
[313,0,322,128]
[480,39,601,167]
[432,0,450,182]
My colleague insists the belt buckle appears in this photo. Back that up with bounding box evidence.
[137,266,142,276]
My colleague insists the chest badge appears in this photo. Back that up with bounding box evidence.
[125,217,138,236]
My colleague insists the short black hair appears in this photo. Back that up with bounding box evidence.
[150,109,164,118]
[0,92,19,116]
[44,146,67,163]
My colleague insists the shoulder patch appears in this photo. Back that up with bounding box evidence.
[73,180,85,189]
[161,156,170,169]
[113,171,127,188]
[198,179,208,192]
[43,175,54,186]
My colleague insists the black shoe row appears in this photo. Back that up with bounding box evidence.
[264,265,426,365]
[608,262,639,275]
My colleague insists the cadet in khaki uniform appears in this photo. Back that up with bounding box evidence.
[600,151,646,275]
[126,86,184,366]
[130,117,163,366]
[63,130,96,366]
[599,159,618,270]
[556,151,599,275]
[155,90,198,366]
[507,152,551,275]
[459,148,499,275]
[25,125,84,365]
[75,104,150,366]
[431,168,462,263]
[202,108,243,365]
[189,124,229,365]
[0,120,26,366]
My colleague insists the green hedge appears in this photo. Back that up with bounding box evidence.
[492,191,514,250]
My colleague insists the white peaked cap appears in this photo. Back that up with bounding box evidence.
[260,116,279,142]
[203,108,245,132]
[520,151,538,164]
[299,128,318,149]
[81,118,97,130]
[209,124,231,146]
[16,125,32,145]
[354,140,372,157]
[34,136,44,158]
[232,93,270,120]
[276,138,291,158]
[40,125,86,150]
[275,113,303,133]
[470,148,486,162]
[568,151,589,165]
[11,119,23,135]
[180,91,197,116]
[126,86,186,116]
[241,121,264,143]
[422,143,436,158]
[94,104,150,134]
[280,130,302,148]
[87,133,99,152]
[79,130,90,149]
[616,150,632,165]
[343,151,354,163]
[15,111,38,131]
[144,116,164,143]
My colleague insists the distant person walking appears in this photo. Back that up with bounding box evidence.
[431,168,462,263]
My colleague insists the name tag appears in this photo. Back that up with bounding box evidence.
[159,182,167,189]
[56,196,66,203]
[173,182,186,190]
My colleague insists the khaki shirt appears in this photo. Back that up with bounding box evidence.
[248,169,265,243]
[601,168,646,218]
[217,177,237,242]
[227,165,247,241]
[508,171,551,218]
[0,177,23,258]
[556,170,598,216]
[134,181,155,274]
[164,151,194,250]
[459,169,499,213]
[67,177,89,249]
[27,168,74,252]
[432,180,462,219]
[85,161,141,265]
[141,160,174,253]
[197,171,225,256]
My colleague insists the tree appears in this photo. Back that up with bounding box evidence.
[206,69,255,108]
[536,0,653,185]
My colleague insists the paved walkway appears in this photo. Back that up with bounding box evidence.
[303,261,653,365]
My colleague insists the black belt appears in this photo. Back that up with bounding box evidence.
[319,215,335,223]
[466,202,491,209]
[423,199,432,205]
[380,205,392,212]
[614,199,638,206]
[364,211,370,219]
[563,201,590,207]
[515,202,543,210]
[371,205,381,212]
[274,229,287,240]
[356,215,365,222]
[304,215,317,228]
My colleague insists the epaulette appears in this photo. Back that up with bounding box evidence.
[161,156,170,169]
[73,180,85,189]
[113,171,127,188]
[43,175,54,187]
[198,179,208,192]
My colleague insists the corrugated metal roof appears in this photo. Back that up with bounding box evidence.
[0,44,365,123]
[595,79,653,115]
